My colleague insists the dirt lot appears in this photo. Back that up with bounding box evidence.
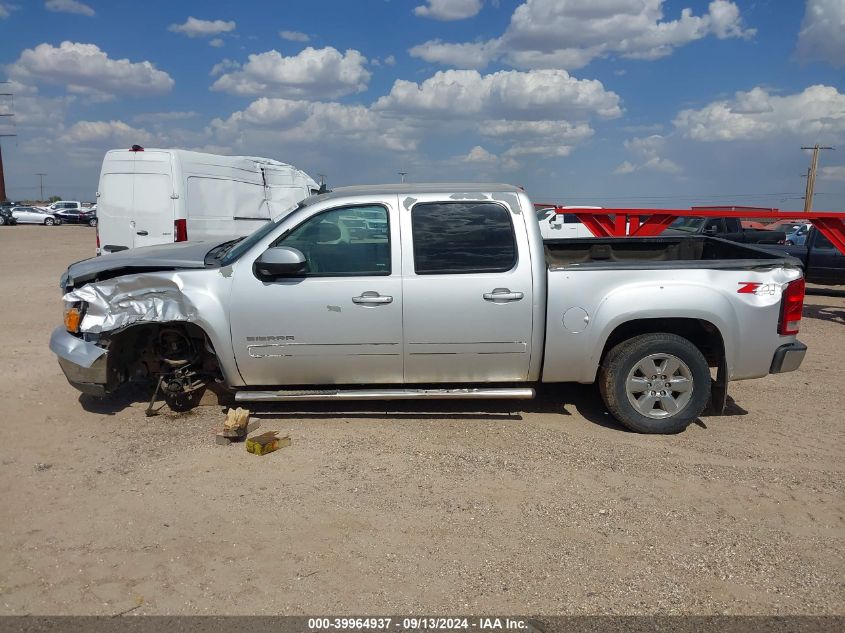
[0,225,842,616]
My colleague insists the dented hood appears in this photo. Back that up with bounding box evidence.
[62,239,229,288]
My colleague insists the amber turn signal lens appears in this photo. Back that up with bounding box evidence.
[64,307,82,333]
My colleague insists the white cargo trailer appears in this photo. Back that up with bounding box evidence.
[96,147,319,253]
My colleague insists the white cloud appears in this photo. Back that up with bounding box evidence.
[374,69,622,120]
[211,68,609,164]
[209,38,224,48]
[708,0,750,39]
[0,2,18,18]
[409,40,499,69]
[459,145,519,170]
[45,0,94,16]
[480,119,594,157]
[280,30,310,42]
[614,161,637,175]
[674,85,845,142]
[169,17,236,38]
[370,69,617,161]
[411,0,754,70]
[60,120,153,146]
[0,82,69,128]
[414,0,483,21]
[463,145,498,163]
[133,111,200,124]
[614,134,681,175]
[796,0,845,68]
[384,55,396,66]
[211,47,371,99]
[820,166,845,181]
[8,41,174,98]
[211,97,415,152]
[210,59,240,77]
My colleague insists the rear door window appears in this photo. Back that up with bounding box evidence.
[411,202,517,274]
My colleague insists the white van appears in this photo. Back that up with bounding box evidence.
[96,147,319,253]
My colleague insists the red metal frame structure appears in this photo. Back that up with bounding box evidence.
[541,206,845,255]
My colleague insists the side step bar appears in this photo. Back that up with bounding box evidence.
[235,387,535,403]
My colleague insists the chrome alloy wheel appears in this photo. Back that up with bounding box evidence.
[625,353,694,419]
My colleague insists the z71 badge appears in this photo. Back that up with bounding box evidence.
[737,282,777,295]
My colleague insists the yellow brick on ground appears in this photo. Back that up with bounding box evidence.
[246,432,291,455]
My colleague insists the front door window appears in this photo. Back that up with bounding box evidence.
[273,205,390,276]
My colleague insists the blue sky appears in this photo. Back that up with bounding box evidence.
[1,0,843,210]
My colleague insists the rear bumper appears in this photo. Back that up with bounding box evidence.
[769,341,807,374]
[49,326,110,396]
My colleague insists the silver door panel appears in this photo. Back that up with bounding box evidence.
[399,194,535,383]
[230,196,404,385]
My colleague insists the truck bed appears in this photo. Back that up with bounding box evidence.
[544,236,799,271]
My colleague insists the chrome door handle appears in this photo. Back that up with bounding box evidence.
[483,290,524,301]
[353,293,393,305]
[136,230,148,236]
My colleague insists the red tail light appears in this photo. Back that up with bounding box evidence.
[174,219,188,242]
[778,278,805,335]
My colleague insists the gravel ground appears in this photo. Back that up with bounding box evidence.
[0,225,842,615]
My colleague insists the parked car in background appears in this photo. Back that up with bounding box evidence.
[663,216,785,244]
[765,219,810,233]
[11,206,61,225]
[779,226,844,285]
[537,206,598,240]
[784,224,810,246]
[53,206,98,227]
[0,206,17,225]
[41,200,83,213]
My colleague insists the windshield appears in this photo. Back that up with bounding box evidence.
[669,217,706,232]
[216,202,306,266]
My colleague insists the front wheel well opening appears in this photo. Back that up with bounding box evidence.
[104,322,222,387]
[600,318,725,368]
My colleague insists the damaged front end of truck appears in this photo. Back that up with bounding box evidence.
[50,242,234,409]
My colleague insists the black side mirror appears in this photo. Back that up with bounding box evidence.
[254,246,306,278]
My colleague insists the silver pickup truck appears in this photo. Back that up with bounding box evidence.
[51,184,807,434]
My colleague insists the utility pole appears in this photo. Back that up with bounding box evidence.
[36,173,47,201]
[0,81,15,202]
[398,171,408,183]
[0,137,16,203]
[801,144,834,212]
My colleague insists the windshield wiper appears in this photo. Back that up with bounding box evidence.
[206,238,244,264]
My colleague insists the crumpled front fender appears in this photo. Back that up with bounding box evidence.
[65,274,199,334]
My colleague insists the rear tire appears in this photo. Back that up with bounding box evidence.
[0,216,5,225]
[88,217,98,227]
[599,333,710,434]
[44,217,55,226]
